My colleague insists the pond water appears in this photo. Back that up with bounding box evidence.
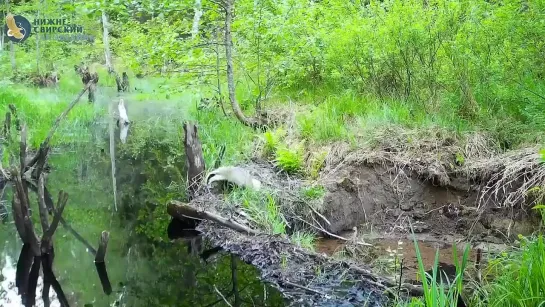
[0,173,285,307]
[0,85,285,307]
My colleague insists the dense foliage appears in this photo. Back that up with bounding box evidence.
[2,0,545,306]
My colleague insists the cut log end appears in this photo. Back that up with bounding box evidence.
[95,231,110,263]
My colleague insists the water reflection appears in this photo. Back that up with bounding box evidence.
[1,250,60,307]
[0,222,285,307]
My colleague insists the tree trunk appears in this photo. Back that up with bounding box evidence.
[10,41,16,71]
[183,122,205,200]
[0,20,4,52]
[191,0,202,39]
[101,11,113,73]
[223,0,259,128]
[215,27,227,116]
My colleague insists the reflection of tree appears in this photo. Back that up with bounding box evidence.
[119,239,284,307]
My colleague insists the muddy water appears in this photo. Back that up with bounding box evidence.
[316,236,506,282]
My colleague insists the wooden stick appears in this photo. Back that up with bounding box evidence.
[94,231,110,263]
[44,191,68,240]
[11,186,27,241]
[37,173,50,234]
[168,201,260,235]
[27,82,92,169]
[214,285,233,307]
[19,124,26,173]
[282,280,327,297]
[12,169,40,256]
[183,122,206,200]
[26,181,97,255]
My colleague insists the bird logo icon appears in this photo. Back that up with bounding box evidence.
[4,13,31,43]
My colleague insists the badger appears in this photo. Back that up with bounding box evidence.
[205,166,261,191]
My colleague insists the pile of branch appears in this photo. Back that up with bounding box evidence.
[166,123,426,306]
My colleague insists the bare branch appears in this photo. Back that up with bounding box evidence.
[37,173,50,234]
[44,190,68,240]
[94,231,110,263]
[27,82,92,170]
[19,124,26,173]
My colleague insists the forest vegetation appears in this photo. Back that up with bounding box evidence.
[1,0,545,306]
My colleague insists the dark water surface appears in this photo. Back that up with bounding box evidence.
[0,198,285,307]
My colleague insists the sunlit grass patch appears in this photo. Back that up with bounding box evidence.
[227,188,287,235]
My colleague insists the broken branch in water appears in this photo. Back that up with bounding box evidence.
[26,82,92,171]
[214,285,233,307]
[19,125,27,173]
[293,216,372,246]
[95,231,110,263]
[44,191,68,242]
[12,168,40,256]
[37,173,50,234]
[168,200,260,235]
[94,231,112,295]
[26,180,98,255]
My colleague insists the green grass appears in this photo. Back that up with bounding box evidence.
[397,227,471,307]
[274,143,304,174]
[279,85,545,149]
[227,188,287,235]
[471,235,545,307]
[291,231,316,251]
[0,86,101,150]
[300,185,326,201]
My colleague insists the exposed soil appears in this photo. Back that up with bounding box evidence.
[313,158,542,288]
[319,164,540,242]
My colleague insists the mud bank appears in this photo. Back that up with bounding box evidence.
[319,163,540,244]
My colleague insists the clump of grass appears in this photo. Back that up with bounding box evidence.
[374,240,404,277]
[0,87,100,149]
[300,185,326,201]
[228,188,286,235]
[473,235,545,307]
[195,109,255,167]
[298,109,347,142]
[307,150,328,179]
[274,142,304,174]
[398,223,470,307]
[290,231,316,251]
[259,127,286,158]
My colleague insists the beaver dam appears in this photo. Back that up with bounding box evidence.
[167,123,544,306]
[1,85,544,306]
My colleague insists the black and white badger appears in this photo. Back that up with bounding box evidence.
[205,166,261,191]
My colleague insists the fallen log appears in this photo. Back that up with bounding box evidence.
[167,200,260,235]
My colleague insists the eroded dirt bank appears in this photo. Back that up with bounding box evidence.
[319,163,539,245]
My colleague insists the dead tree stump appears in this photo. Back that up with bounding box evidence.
[74,64,99,103]
[183,122,206,200]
